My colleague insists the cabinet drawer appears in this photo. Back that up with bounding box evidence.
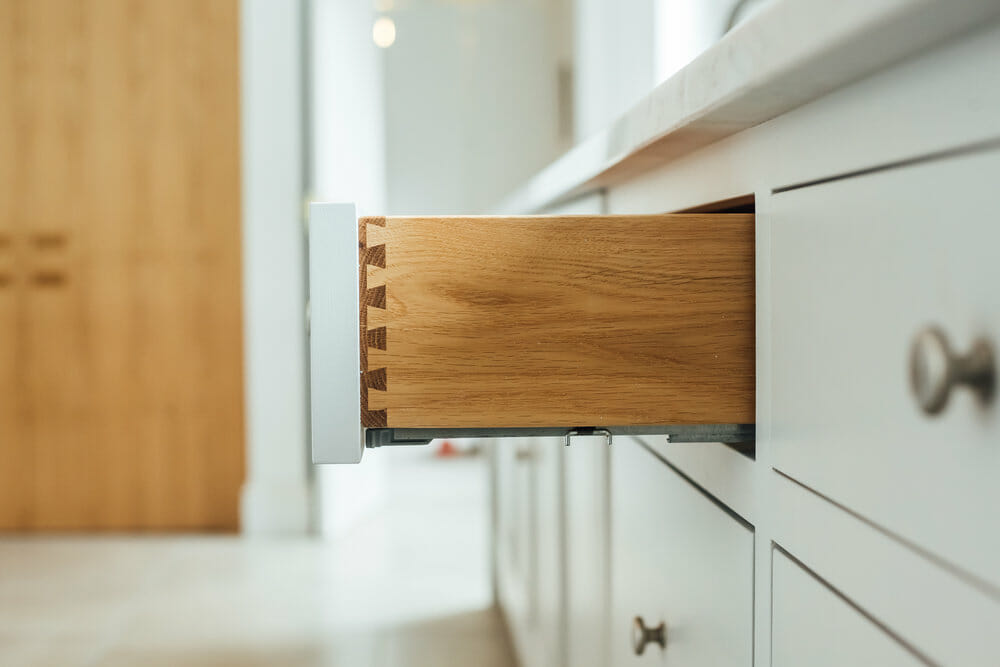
[771,150,1000,592]
[772,549,922,666]
[309,204,754,462]
[611,439,753,666]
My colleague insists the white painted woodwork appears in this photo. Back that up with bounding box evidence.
[532,438,566,667]
[241,0,311,534]
[487,8,1000,667]
[771,549,924,666]
[591,23,1000,666]
[495,438,537,662]
[611,439,753,666]
[564,436,610,667]
[308,203,364,464]
[771,149,1000,594]
[495,437,565,667]
[635,437,756,525]
[771,471,1000,665]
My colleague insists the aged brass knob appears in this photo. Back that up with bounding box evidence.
[910,327,994,415]
[631,616,666,656]
[514,447,534,462]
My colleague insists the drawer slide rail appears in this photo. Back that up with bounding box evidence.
[365,424,755,448]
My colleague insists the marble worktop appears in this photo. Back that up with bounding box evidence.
[496,0,1000,214]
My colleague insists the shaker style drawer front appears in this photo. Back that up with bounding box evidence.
[772,550,923,666]
[611,439,753,666]
[309,203,755,462]
[771,150,1000,591]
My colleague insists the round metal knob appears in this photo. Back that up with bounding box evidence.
[631,616,666,656]
[909,327,995,415]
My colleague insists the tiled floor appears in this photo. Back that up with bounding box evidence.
[0,449,515,667]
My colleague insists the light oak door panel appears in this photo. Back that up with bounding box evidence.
[0,0,243,530]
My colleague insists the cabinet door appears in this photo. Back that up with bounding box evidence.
[611,439,753,666]
[772,549,923,666]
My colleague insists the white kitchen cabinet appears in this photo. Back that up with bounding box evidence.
[481,7,1000,667]
[611,438,753,666]
[771,548,924,666]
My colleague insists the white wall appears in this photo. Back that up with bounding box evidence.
[572,0,656,142]
[310,0,390,540]
[572,0,750,142]
[311,0,386,212]
[653,0,742,82]
[383,1,572,214]
[240,0,312,534]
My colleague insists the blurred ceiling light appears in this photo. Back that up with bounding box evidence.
[372,17,396,48]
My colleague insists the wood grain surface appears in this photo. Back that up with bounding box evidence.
[358,214,754,428]
[0,0,243,530]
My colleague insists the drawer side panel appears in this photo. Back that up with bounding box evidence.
[360,214,755,429]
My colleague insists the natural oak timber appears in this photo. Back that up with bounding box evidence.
[358,214,754,429]
[1,0,243,530]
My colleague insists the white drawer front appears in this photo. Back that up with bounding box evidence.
[771,149,1000,592]
[611,438,753,666]
[772,549,923,666]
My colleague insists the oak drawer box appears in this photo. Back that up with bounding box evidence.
[309,203,754,462]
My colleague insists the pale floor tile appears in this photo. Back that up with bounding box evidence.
[0,450,515,667]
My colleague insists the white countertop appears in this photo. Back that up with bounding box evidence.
[496,0,1000,214]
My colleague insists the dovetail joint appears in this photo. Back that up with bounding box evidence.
[360,216,389,427]
[363,367,387,391]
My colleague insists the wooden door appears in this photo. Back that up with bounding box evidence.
[0,0,244,530]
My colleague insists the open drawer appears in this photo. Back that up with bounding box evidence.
[309,203,754,462]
